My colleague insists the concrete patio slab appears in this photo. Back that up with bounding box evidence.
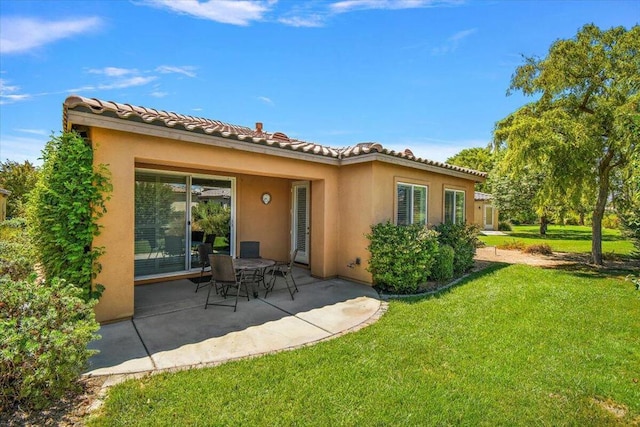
[84,272,383,377]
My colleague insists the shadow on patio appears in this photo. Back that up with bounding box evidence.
[85,268,381,377]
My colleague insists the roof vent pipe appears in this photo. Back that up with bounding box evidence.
[255,122,263,133]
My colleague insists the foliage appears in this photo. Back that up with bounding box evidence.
[0,218,35,281]
[490,163,542,224]
[523,243,553,255]
[366,221,439,293]
[446,146,494,193]
[601,213,620,230]
[616,151,640,257]
[493,24,640,264]
[91,265,640,426]
[192,202,231,240]
[497,239,527,251]
[27,132,112,301]
[429,244,454,282]
[433,222,479,275]
[498,220,512,231]
[0,160,39,218]
[0,275,100,410]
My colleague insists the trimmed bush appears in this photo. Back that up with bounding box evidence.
[497,239,527,251]
[367,221,439,294]
[498,220,513,231]
[523,243,553,255]
[0,275,100,410]
[0,218,35,281]
[433,222,479,276]
[430,244,454,282]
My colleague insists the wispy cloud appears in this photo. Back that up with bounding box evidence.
[0,16,102,54]
[431,28,477,55]
[330,0,463,13]
[139,0,272,26]
[384,137,488,163]
[150,90,169,98]
[278,15,325,28]
[0,79,31,105]
[156,65,197,78]
[16,128,49,136]
[69,76,157,93]
[89,67,138,77]
[258,96,274,106]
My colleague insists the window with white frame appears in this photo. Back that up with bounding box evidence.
[444,189,465,224]
[397,183,427,226]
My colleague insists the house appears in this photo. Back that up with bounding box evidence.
[63,95,487,323]
[473,191,499,230]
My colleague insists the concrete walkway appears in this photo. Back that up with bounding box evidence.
[84,271,383,377]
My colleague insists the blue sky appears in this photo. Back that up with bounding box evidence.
[1,0,638,166]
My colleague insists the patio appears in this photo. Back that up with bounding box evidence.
[84,267,382,377]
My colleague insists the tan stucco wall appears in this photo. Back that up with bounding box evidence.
[0,193,7,221]
[473,200,499,230]
[87,125,481,322]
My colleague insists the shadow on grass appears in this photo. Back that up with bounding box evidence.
[506,228,627,242]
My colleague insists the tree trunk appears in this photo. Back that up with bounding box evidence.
[540,216,548,235]
[592,151,615,265]
[579,212,585,226]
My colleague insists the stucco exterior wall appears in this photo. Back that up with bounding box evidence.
[84,124,482,323]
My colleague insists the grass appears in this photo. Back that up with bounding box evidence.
[479,224,635,255]
[88,265,640,426]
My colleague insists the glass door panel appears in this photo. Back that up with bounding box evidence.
[190,177,233,269]
[134,172,187,277]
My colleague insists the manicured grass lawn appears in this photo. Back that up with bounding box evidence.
[479,224,635,255]
[88,265,639,426]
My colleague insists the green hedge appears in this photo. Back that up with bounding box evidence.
[366,221,439,294]
[0,275,100,410]
[430,244,454,282]
[433,222,479,276]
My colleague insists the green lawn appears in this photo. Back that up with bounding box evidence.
[479,224,635,255]
[88,265,640,426]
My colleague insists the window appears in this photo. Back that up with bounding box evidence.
[397,183,427,226]
[444,189,465,224]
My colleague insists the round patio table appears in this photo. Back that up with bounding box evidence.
[233,258,275,298]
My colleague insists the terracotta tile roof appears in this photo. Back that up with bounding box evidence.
[63,95,487,179]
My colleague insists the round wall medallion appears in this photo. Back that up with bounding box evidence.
[261,192,272,205]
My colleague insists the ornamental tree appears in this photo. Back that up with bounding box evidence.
[493,24,639,264]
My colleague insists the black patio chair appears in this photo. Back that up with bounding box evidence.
[195,243,213,293]
[239,241,265,288]
[239,241,261,258]
[205,254,249,312]
[266,248,299,300]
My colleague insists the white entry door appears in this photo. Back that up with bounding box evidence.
[484,205,494,230]
[292,181,310,264]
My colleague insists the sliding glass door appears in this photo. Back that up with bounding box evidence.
[134,170,234,279]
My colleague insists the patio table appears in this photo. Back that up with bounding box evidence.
[233,258,275,298]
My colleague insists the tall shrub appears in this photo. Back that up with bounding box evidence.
[0,275,100,410]
[434,222,479,276]
[366,221,439,294]
[28,132,112,300]
[0,217,35,280]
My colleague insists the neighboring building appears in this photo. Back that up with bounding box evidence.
[63,95,487,323]
[0,189,10,221]
[474,191,499,230]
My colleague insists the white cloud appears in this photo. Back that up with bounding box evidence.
[0,79,31,105]
[278,15,325,27]
[156,65,197,78]
[383,137,489,163]
[0,16,102,54]
[0,134,47,165]
[150,91,169,98]
[69,76,157,93]
[89,67,138,77]
[16,128,49,136]
[140,0,272,26]
[330,0,462,13]
[258,96,274,105]
[431,28,477,55]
